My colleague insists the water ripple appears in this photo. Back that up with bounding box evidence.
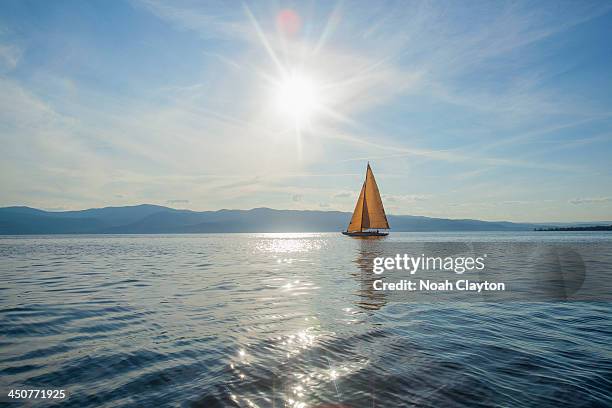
[1,233,611,407]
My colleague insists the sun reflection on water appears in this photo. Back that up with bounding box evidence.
[229,320,369,407]
[225,233,365,406]
[253,234,326,254]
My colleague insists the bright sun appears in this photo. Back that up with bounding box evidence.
[275,72,319,123]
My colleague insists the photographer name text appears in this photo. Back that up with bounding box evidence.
[373,279,505,292]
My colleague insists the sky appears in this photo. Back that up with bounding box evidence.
[1,0,612,222]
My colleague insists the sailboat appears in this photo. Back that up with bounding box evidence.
[342,163,390,237]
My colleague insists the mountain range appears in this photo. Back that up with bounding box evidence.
[0,205,603,234]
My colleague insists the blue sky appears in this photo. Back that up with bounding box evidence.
[1,0,611,222]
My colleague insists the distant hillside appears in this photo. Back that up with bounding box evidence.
[0,204,559,234]
[535,225,612,231]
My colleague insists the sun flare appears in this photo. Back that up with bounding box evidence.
[275,72,319,123]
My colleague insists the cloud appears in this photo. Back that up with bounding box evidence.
[333,191,352,198]
[383,194,429,204]
[167,199,190,204]
[136,0,250,41]
[499,200,531,205]
[569,197,612,205]
[292,194,303,202]
[0,43,21,71]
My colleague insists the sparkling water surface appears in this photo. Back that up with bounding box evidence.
[1,232,611,407]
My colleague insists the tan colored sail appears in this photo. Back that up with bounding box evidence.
[363,164,389,229]
[346,163,390,232]
[347,182,366,232]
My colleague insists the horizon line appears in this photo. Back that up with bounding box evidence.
[2,203,611,226]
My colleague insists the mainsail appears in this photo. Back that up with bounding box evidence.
[346,164,390,232]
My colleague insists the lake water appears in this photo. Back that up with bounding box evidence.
[1,232,611,407]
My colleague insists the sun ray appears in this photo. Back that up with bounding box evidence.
[312,1,344,56]
[242,4,287,77]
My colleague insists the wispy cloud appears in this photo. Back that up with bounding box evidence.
[135,0,251,41]
[0,43,21,71]
[569,197,612,205]
[333,191,352,199]
[383,194,429,204]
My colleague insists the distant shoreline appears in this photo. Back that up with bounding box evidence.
[1,204,611,235]
[534,225,612,231]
